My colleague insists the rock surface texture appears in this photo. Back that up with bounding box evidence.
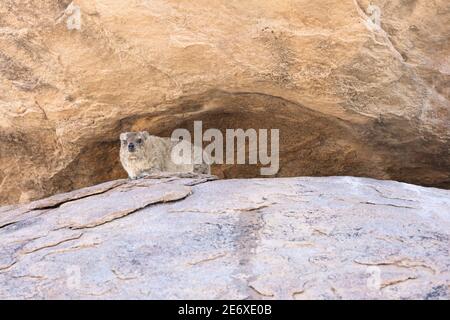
[0,174,449,299]
[0,0,449,204]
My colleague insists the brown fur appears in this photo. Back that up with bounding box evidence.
[120,131,210,179]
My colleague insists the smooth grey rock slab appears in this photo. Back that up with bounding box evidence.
[0,175,449,299]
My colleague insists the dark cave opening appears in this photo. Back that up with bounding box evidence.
[19,91,449,205]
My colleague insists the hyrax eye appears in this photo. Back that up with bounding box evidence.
[121,140,127,144]
[136,138,143,144]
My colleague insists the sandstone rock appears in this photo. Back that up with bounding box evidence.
[0,0,449,204]
[0,174,449,299]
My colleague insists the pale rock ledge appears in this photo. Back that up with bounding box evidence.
[0,174,449,299]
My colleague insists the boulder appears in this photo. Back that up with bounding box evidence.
[0,0,449,205]
[0,174,449,299]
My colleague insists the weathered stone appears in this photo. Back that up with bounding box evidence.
[0,0,449,205]
[0,174,448,299]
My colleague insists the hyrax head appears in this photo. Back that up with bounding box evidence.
[120,131,150,156]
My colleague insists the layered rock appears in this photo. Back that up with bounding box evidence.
[0,0,449,204]
[0,174,449,299]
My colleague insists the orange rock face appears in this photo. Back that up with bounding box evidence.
[0,0,449,204]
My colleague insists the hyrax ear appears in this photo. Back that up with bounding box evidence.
[141,131,150,139]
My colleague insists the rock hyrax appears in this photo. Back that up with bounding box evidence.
[120,131,211,179]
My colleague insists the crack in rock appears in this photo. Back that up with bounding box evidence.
[27,180,128,211]
[248,284,275,298]
[188,253,228,266]
[57,184,192,230]
[381,276,418,289]
[19,233,84,255]
[360,201,416,209]
[354,258,437,274]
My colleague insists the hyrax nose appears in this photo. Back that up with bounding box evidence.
[128,143,135,152]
